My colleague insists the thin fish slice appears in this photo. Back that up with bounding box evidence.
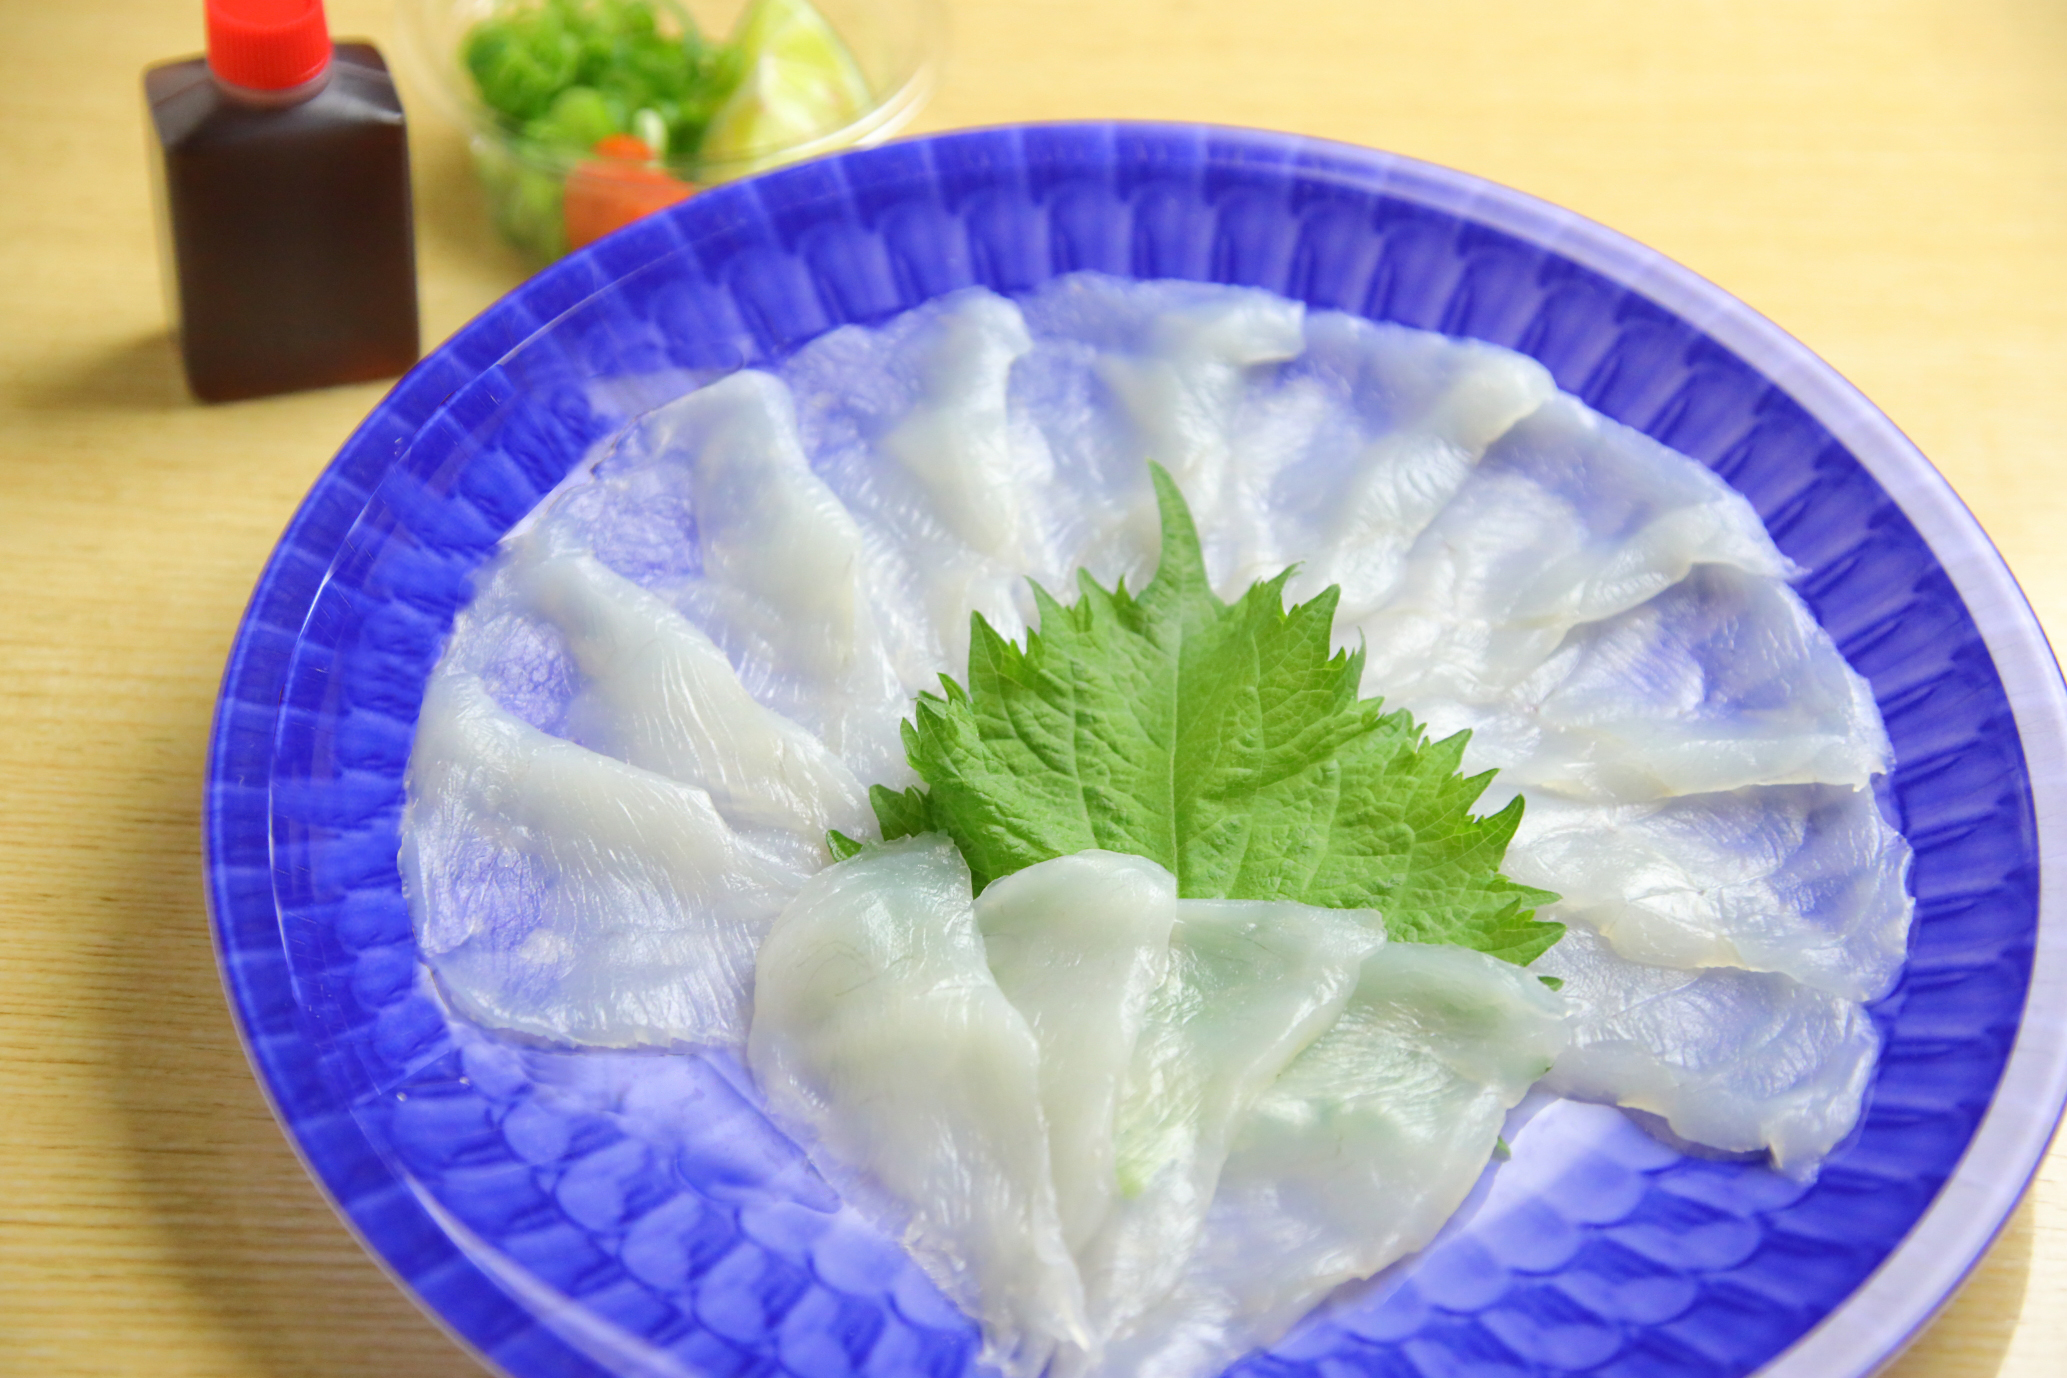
[818,289,1060,678]
[1063,900,1385,1366]
[1272,313,1557,621]
[975,852,1180,1253]
[1015,274,1308,592]
[1093,943,1570,1378]
[874,288,1048,569]
[1357,394,1791,706]
[404,668,806,1049]
[641,368,910,778]
[1533,925,1878,1173]
[1506,784,1912,999]
[1093,286,1306,592]
[855,291,1050,673]
[509,541,870,844]
[1450,563,1891,803]
[747,837,1090,1378]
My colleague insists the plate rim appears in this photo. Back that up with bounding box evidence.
[203,118,2067,1378]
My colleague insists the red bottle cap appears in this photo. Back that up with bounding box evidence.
[206,0,332,91]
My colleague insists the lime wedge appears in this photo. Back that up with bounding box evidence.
[697,0,871,180]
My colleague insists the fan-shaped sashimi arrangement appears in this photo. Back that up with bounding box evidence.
[401,273,1912,1378]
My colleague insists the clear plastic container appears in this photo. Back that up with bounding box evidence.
[394,0,944,262]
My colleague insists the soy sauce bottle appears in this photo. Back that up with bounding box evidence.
[145,0,419,403]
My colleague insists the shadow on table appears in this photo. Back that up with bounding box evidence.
[13,331,191,413]
[1881,1192,2035,1378]
[102,753,490,1378]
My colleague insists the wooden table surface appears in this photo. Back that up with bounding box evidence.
[3,1,2064,1374]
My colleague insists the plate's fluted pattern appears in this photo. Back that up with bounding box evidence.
[205,124,2043,1378]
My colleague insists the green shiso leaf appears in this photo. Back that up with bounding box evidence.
[853,464,1562,967]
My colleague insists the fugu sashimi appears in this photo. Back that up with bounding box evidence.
[874,289,1049,566]
[1451,562,1891,804]
[508,542,870,843]
[1065,900,1384,1363]
[1272,313,1557,620]
[1506,785,1911,998]
[395,273,1924,1375]
[1092,943,1570,1378]
[1015,274,1307,592]
[975,852,1179,1253]
[404,668,807,1048]
[638,368,910,776]
[879,321,1050,670]
[1355,393,1791,705]
[1094,288,1305,595]
[795,290,1060,678]
[1534,925,1878,1172]
[747,837,1090,1378]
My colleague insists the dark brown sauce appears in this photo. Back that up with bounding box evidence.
[145,43,419,403]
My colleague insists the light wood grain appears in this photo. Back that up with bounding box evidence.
[0,1,2061,1375]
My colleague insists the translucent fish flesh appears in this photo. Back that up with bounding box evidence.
[1069,898,1384,1357]
[1273,313,1557,620]
[1089,282,1306,590]
[1446,563,1891,804]
[1093,942,1571,1378]
[1506,784,1911,998]
[509,541,870,844]
[635,368,911,776]
[873,288,1047,569]
[399,271,1917,1378]
[797,289,1060,677]
[1354,394,1791,708]
[1533,925,1879,1172]
[747,836,1090,1378]
[1016,274,1307,592]
[975,850,1179,1253]
[403,667,806,1048]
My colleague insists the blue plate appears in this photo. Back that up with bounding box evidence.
[203,123,2067,1378]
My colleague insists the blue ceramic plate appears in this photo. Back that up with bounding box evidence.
[204,123,2067,1378]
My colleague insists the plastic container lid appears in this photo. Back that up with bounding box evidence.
[206,0,331,91]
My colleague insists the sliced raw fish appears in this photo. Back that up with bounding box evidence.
[421,559,584,736]
[1016,275,1307,592]
[638,369,911,778]
[874,289,1048,568]
[1272,313,1557,619]
[855,291,1050,673]
[1092,943,1569,1378]
[508,542,869,845]
[1443,563,1891,804]
[1533,925,1878,1173]
[975,852,1179,1253]
[747,837,1090,1378]
[795,290,1059,679]
[404,668,807,1049]
[1355,394,1791,707]
[1065,899,1385,1363]
[395,275,1921,1350]
[1506,785,1911,998]
[1093,287,1305,593]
